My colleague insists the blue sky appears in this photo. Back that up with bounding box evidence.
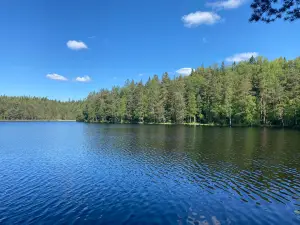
[0,0,299,100]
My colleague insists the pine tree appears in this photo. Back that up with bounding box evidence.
[186,92,197,123]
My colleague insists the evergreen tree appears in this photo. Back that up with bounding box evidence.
[4,56,300,128]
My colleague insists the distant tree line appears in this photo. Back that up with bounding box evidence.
[78,56,300,127]
[2,56,300,127]
[0,96,83,120]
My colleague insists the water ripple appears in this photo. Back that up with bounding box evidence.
[0,123,299,224]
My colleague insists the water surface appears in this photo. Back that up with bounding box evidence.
[0,123,299,224]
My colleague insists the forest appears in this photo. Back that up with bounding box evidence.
[0,96,83,120]
[78,56,300,127]
[1,56,300,127]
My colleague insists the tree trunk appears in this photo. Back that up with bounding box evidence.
[263,102,266,124]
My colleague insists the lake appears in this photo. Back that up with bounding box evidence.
[0,122,299,224]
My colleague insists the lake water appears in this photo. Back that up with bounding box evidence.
[0,122,299,224]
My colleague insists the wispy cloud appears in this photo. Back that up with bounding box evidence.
[226,52,259,63]
[202,37,208,43]
[88,36,96,39]
[182,11,221,27]
[138,73,143,77]
[206,0,246,10]
[46,73,68,81]
[75,75,91,82]
[66,40,88,50]
[176,68,193,76]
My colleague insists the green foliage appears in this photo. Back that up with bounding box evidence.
[3,56,300,127]
[80,56,300,127]
[186,92,197,123]
[0,96,83,120]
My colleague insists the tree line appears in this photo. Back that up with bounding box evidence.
[2,56,300,127]
[0,96,83,120]
[78,56,300,127]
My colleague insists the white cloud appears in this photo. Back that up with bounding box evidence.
[226,52,259,63]
[176,68,193,76]
[182,11,221,27]
[138,73,143,76]
[75,75,91,82]
[46,73,68,81]
[88,36,96,39]
[66,40,88,50]
[207,0,246,10]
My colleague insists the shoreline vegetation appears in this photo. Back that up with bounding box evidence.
[77,56,300,128]
[1,56,300,128]
[0,120,76,122]
[1,120,299,129]
[0,96,83,121]
[78,121,300,129]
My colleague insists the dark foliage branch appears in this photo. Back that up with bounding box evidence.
[250,0,300,22]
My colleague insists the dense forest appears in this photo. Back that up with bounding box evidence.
[0,96,83,120]
[1,56,300,127]
[78,56,300,127]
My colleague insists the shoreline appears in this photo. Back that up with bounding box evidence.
[80,121,299,129]
[1,120,298,129]
[0,120,76,122]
